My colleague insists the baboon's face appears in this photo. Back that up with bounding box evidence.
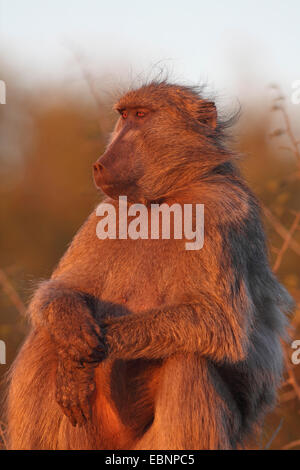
[93,83,218,202]
[93,105,154,202]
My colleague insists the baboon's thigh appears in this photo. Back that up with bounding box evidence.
[7,330,62,449]
[7,331,99,450]
[134,354,236,450]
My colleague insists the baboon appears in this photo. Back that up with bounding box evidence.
[6,81,293,450]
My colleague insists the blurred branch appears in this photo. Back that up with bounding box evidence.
[0,421,7,449]
[270,87,300,173]
[0,268,26,317]
[69,47,105,135]
[286,366,300,402]
[280,389,297,403]
[273,212,300,273]
[264,207,300,256]
[280,106,300,162]
[264,419,284,450]
[281,439,300,450]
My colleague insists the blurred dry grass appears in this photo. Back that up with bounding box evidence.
[0,70,299,450]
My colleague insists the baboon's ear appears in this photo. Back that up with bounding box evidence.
[198,100,217,128]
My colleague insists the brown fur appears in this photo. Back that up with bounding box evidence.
[5,81,293,449]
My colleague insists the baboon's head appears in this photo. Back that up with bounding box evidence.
[93,81,230,203]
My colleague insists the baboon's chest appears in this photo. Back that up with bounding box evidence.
[98,237,186,312]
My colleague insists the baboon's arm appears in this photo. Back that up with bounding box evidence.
[103,288,254,364]
[28,279,106,426]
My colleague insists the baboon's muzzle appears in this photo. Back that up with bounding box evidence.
[93,161,109,189]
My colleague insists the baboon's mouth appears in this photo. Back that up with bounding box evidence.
[96,181,144,204]
[97,182,113,191]
[96,182,116,199]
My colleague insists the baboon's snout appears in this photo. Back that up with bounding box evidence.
[93,161,105,189]
[93,159,114,189]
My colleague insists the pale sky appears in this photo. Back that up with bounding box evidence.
[0,0,299,99]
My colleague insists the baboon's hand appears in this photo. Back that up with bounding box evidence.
[49,305,106,364]
[55,357,99,427]
[30,283,107,364]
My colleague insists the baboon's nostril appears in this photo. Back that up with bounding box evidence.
[93,161,108,189]
[93,162,104,173]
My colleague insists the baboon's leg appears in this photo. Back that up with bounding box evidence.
[7,330,135,450]
[7,330,62,449]
[134,354,241,450]
[6,330,98,450]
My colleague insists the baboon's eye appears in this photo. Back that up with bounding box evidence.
[121,110,128,119]
[136,110,145,118]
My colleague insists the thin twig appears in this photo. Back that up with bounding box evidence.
[0,421,7,450]
[0,268,26,316]
[281,439,300,450]
[280,106,300,162]
[273,212,300,273]
[69,47,105,135]
[280,390,297,403]
[264,206,300,256]
[264,419,284,450]
[286,367,300,402]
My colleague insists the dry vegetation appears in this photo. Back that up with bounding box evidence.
[0,71,299,449]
